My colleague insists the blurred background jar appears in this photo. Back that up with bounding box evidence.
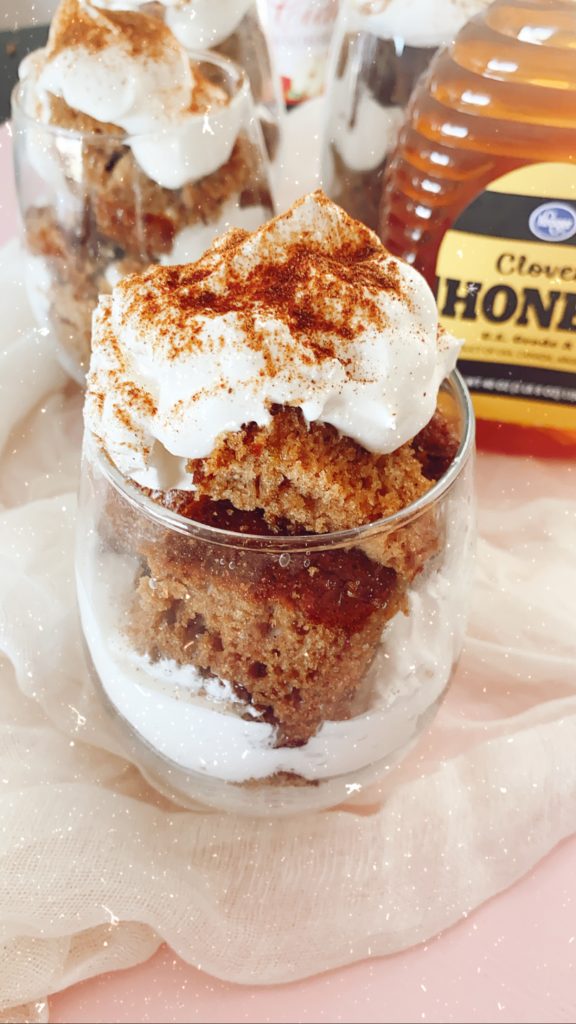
[379,0,576,459]
[262,0,340,107]
[321,0,492,231]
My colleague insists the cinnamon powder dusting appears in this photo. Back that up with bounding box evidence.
[46,0,175,62]
[88,298,157,445]
[116,191,409,371]
[44,0,227,116]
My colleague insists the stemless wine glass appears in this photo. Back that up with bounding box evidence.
[76,373,475,817]
[12,51,274,383]
[321,0,491,230]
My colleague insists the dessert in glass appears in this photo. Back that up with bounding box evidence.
[321,0,491,230]
[88,0,283,159]
[12,0,274,382]
[76,192,475,816]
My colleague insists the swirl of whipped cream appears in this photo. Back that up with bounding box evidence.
[79,0,254,50]
[19,0,247,189]
[85,192,461,490]
[165,0,253,50]
[346,0,492,47]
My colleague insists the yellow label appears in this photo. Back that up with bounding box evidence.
[436,162,576,431]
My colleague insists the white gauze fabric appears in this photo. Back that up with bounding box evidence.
[0,236,575,1023]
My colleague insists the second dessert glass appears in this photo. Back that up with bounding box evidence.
[76,373,475,817]
[12,52,274,383]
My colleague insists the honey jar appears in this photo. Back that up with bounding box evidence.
[380,0,576,457]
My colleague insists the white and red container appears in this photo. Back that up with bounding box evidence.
[263,0,339,106]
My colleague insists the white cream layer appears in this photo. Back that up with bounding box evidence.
[83,0,253,49]
[345,0,492,48]
[86,193,461,491]
[166,0,253,50]
[78,547,468,784]
[19,21,246,189]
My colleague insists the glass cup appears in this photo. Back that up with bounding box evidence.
[321,0,489,231]
[76,373,475,817]
[12,51,275,384]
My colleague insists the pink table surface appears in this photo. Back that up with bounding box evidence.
[1,122,575,1024]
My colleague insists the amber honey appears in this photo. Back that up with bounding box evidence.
[380,0,576,457]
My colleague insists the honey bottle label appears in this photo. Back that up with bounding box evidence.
[435,163,576,433]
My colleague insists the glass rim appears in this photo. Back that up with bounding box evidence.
[92,370,475,553]
[10,49,250,145]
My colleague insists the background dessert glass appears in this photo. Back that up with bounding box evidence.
[321,0,491,231]
[12,51,274,384]
[76,372,475,817]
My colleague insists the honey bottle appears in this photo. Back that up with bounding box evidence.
[379,0,576,457]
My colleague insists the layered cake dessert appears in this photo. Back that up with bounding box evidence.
[15,0,274,377]
[77,192,475,814]
[85,0,282,158]
[323,0,491,230]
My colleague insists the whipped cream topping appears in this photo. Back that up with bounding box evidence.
[79,0,253,49]
[345,0,492,47]
[166,0,254,50]
[86,192,461,489]
[19,0,246,189]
